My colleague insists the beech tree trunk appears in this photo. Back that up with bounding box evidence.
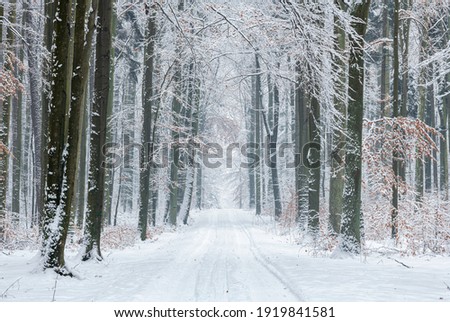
[295,62,309,226]
[391,0,400,240]
[83,0,113,261]
[65,0,98,235]
[0,2,9,242]
[24,1,42,227]
[255,54,262,216]
[138,3,157,240]
[329,11,347,234]
[341,0,371,253]
[270,80,282,220]
[308,92,320,236]
[41,0,75,274]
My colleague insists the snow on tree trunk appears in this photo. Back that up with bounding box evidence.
[64,0,98,240]
[255,54,262,216]
[340,1,371,254]
[83,0,113,261]
[138,3,157,240]
[41,0,75,274]
[329,12,347,234]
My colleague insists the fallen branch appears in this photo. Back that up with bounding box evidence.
[387,256,412,269]
[52,275,58,302]
[1,276,22,298]
[444,282,450,291]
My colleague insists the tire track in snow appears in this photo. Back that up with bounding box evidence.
[132,210,303,301]
[238,219,304,301]
[192,210,302,301]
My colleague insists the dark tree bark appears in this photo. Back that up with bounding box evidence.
[83,0,113,261]
[196,111,204,211]
[248,78,256,209]
[24,1,43,227]
[182,75,200,225]
[167,0,186,227]
[308,92,320,236]
[103,7,117,226]
[0,2,9,241]
[40,0,55,229]
[329,9,347,234]
[441,16,450,200]
[65,0,98,235]
[425,67,438,192]
[168,65,182,226]
[270,79,282,220]
[391,0,400,240]
[416,33,428,205]
[341,0,371,253]
[400,0,411,118]
[295,63,309,226]
[380,0,390,117]
[9,0,20,219]
[138,3,157,240]
[255,54,262,216]
[41,0,74,274]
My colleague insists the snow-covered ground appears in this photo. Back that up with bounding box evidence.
[1,209,449,302]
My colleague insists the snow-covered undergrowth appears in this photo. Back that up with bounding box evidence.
[0,215,164,253]
[269,194,450,257]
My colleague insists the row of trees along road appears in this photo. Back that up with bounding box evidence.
[0,0,449,274]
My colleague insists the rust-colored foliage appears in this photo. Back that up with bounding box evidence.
[363,117,440,197]
[0,50,25,102]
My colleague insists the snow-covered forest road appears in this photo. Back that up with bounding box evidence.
[1,209,450,302]
[131,210,303,301]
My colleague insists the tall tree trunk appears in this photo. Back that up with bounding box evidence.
[429,69,438,192]
[270,80,282,220]
[149,91,162,226]
[255,54,262,216]
[168,93,181,226]
[65,0,98,235]
[341,0,371,253]
[329,10,347,234]
[76,99,89,228]
[24,1,42,227]
[103,6,117,226]
[167,0,185,226]
[40,0,55,229]
[441,16,450,200]
[83,0,113,261]
[425,67,434,192]
[138,3,157,240]
[248,80,256,209]
[0,2,9,242]
[391,0,400,240]
[196,150,203,210]
[439,79,448,200]
[295,63,309,226]
[9,0,20,219]
[416,35,427,205]
[308,91,320,236]
[168,72,182,226]
[182,78,200,225]
[400,0,411,118]
[380,0,390,117]
[41,0,75,274]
